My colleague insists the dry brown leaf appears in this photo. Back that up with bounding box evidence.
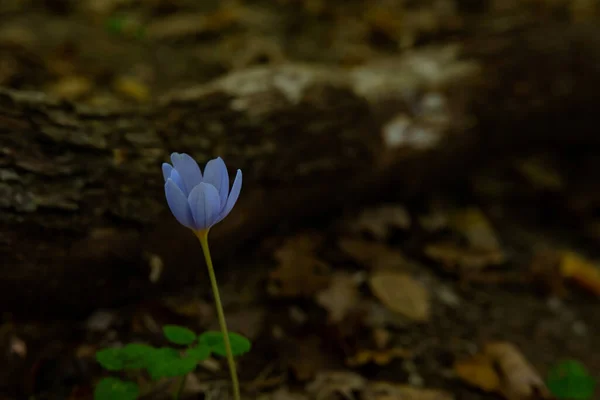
[362,301,413,329]
[450,208,501,250]
[306,371,367,400]
[418,210,449,232]
[270,388,309,400]
[47,76,93,100]
[162,295,212,318]
[113,76,150,102]
[339,238,407,271]
[516,157,562,190]
[485,342,552,400]
[454,354,500,393]
[289,336,334,382]
[529,249,566,296]
[365,7,403,40]
[316,271,363,323]
[372,328,391,349]
[424,242,505,271]
[559,250,600,296]
[216,307,265,341]
[369,272,430,322]
[269,235,331,297]
[346,347,412,367]
[364,381,454,400]
[349,205,411,240]
[455,342,551,400]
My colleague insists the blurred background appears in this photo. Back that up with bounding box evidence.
[0,0,599,399]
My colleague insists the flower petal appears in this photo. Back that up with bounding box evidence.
[170,153,203,195]
[165,179,195,229]
[169,169,186,193]
[188,183,221,230]
[202,157,229,210]
[216,169,242,223]
[162,163,173,182]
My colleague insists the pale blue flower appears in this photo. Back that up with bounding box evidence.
[162,153,242,232]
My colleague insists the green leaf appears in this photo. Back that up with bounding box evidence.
[96,348,127,371]
[547,360,596,400]
[163,325,197,346]
[121,344,156,369]
[146,347,198,380]
[96,344,155,371]
[198,331,251,357]
[94,377,139,400]
[186,343,211,362]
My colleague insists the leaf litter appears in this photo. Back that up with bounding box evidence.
[2,1,600,399]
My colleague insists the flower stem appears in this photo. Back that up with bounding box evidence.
[196,230,241,400]
[174,374,186,400]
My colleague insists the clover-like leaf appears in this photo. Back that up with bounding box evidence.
[146,347,198,380]
[547,360,596,400]
[163,325,197,346]
[186,343,211,362]
[96,344,155,371]
[96,348,127,371]
[198,331,251,357]
[94,377,139,400]
[121,343,156,369]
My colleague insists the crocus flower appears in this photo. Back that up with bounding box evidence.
[162,153,242,232]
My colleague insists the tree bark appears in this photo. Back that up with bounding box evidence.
[1,23,598,316]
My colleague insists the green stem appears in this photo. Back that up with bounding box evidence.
[174,374,186,400]
[197,230,241,400]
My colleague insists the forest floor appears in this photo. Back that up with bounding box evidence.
[0,0,598,399]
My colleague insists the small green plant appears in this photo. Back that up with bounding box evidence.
[96,154,248,400]
[95,325,251,400]
[546,360,596,400]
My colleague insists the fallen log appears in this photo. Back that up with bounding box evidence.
[1,23,598,316]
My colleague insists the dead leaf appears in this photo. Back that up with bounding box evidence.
[349,205,411,240]
[450,208,501,250]
[364,382,454,400]
[289,337,334,382]
[9,335,26,358]
[485,342,552,400]
[369,272,430,322]
[418,210,449,232]
[362,301,413,328]
[162,295,213,319]
[365,7,403,41]
[306,371,366,400]
[47,76,92,100]
[516,157,562,191]
[269,235,331,297]
[339,238,407,271]
[559,250,600,296]
[316,271,363,323]
[529,249,566,296]
[85,310,117,332]
[217,307,265,341]
[246,363,286,392]
[113,76,150,102]
[456,342,552,400]
[454,354,500,392]
[424,242,505,271]
[372,328,391,349]
[270,388,309,400]
[346,347,411,367]
[177,373,208,397]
